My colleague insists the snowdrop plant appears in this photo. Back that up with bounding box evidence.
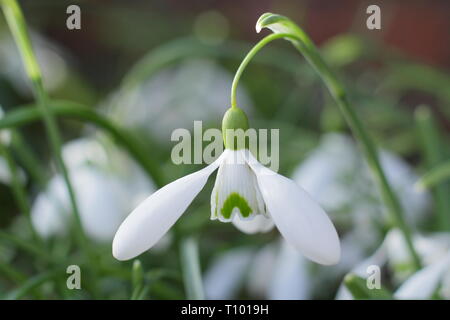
[204,240,311,300]
[107,59,253,142]
[32,136,155,242]
[337,229,450,299]
[395,250,450,299]
[113,12,423,274]
[292,133,430,252]
[113,106,341,265]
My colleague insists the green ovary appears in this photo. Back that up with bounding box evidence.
[221,192,253,219]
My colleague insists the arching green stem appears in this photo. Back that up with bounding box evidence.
[235,13,421,269]
[231,33,297,109]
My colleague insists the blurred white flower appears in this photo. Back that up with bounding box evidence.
[395,251,450,299]
[204,247,255,300]
[292,133,430,251]
[336,229,450,299]
[106,59,253,141]
[31,136,155,242]
[266,241,311,299]
[204,240,311,300]
[0,106,11,146]
[113,148,340,265]
[0,105,26,185]
[293,133,429,223]
[0,31,68,94]
[386,230,450,281]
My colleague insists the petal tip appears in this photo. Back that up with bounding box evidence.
[112,235,134,261]
[319,249,341,266]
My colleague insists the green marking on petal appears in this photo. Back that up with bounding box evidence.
[221,192,252,219]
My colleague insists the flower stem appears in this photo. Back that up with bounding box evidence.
[233,13,421,269]
[4,268,64,300]
[415,106,450,231]
[416,161,450,190]
[179,237,204,300]
[0,141,40,243]
[1,0,88,247]
[231,33,297,109]
[11,131,48,187]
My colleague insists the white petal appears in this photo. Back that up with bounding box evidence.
[395,253,450,299]
[211,149,267,222]
[232,214,274,234]
[112,153,225,260]
[246,151,340,265]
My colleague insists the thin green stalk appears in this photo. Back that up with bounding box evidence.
[416,161,450,190]
[179,237,204,300]
[231,13,421,269]
[0,141,40,243]
[0,261,46,299]
[11,131,48,187]
[0,261,27,284]
[134,284,150,300]
[415,106,450,230]
[0,100,164,186]
[4,268,64,300]
[0,230,53,262]
[121,37,304,92]
[130,260,145,300]
[1,0,87,247]
[231,33,297,108]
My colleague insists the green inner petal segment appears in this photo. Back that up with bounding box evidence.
[221,192,252,219]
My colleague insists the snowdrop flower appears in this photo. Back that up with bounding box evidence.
[292,133,430,253]
[0,31,68,94]
[113,107,340,265]
[204,240,310,300]
[31,136,155,242]
[336,229,450,299]
[32,168,125,242]
[395,251,450,299]
[204,247,255,299]
[293,133,429,226]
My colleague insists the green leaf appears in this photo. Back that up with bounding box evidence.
[416,161,450,190]
[415,106,450,230]
[0,100,164,187]
[344,274,393,300]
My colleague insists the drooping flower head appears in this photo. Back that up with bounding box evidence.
[113,107,340,265]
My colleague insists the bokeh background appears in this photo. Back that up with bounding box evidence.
[0,0,449,299]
